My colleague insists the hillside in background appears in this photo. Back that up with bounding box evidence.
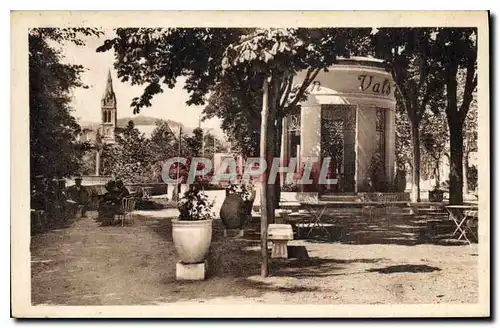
[79,115,226,141]
[80,116,194,135]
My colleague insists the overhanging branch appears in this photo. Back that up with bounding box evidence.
[459,57,477,123]
[279,75,294,110]
[288,67,321,110]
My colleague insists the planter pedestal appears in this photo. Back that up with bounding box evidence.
[268,224,294,259]
[176,261,208,280]
[271,241,289,259]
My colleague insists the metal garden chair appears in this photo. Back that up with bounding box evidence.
[115,197,137,226]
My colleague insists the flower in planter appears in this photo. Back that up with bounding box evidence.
[225,178,256,202]
[177,186,215,221]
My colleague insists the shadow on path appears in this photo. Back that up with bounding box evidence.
[367,264,442,274]
[284,209,474,246]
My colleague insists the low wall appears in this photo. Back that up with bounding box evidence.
[65,175,112,187]
[358,192,411,201]
[126,183,169,196]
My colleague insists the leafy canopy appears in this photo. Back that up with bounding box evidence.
[98,28,372,118]
[30,28,102,181]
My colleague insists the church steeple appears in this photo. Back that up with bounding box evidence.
[100,69,117,144]
[101,69,116,108]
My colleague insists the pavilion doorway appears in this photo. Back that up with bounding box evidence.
[320,105,356,193]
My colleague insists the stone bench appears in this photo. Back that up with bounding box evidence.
[267,224,294,259]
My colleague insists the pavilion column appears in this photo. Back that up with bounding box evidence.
[280,116,289,170]
[300,105,321,163]
[300,105,322,194]
[385,108,396,187]
[95,150,101,176]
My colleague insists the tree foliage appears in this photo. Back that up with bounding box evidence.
[463,88,478,193]
[202,132,228,159]
[420,111,449,187]
[29,28,102,183]
[433,28,477,204]
[378,28,478,202]
[101,121,153,183]
[221,28,372,118]
[185,127,204,157]
[202,72,262,158]
[371,28,445,201]
[145,120,178,183]
[97,28,249,112]
[464,96,478,157]
[98,28,371,152]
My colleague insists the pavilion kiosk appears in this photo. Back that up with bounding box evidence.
[280,57,398,195]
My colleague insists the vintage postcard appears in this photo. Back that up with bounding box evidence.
[11,11,490,318]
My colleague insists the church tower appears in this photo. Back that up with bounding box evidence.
[100,69,117,144]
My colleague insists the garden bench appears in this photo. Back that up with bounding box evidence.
[267,224,294,259]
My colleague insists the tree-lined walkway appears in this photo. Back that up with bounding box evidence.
[31,213,478,305]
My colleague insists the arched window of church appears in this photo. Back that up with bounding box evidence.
[106,111,111,123]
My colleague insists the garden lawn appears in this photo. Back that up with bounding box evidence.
[31,211,478,305]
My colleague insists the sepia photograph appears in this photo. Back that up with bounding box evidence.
[10,10,490,318]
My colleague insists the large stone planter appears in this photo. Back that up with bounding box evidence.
[171,218,213,264]
[219,191,255,231]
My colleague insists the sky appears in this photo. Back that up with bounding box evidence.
[59,30,223,134]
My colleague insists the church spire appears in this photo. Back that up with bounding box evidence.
[101,68,116,108]
[100,69,117,144]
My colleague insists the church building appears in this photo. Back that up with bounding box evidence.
[79,69,118,146]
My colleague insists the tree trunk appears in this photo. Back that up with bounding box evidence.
[463,151,469,195]
[266,120,276,225]
[274,118,283,210]
[449,120,464,205]
[260,79,270,277]
[264,77,281,225]
[410,122,421,202]
[435,158,441,188]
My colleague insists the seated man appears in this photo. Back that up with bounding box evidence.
[115,180,130,199]
[67,176,90,216]
[98,179,131,224]
[98,180,120,222]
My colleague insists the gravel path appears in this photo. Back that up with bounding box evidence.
[31,211,478,305]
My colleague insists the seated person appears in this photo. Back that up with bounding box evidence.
[98,179,130,221]
[99,180,121,219]
[115,180,130,199]
[66,176,90,215]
